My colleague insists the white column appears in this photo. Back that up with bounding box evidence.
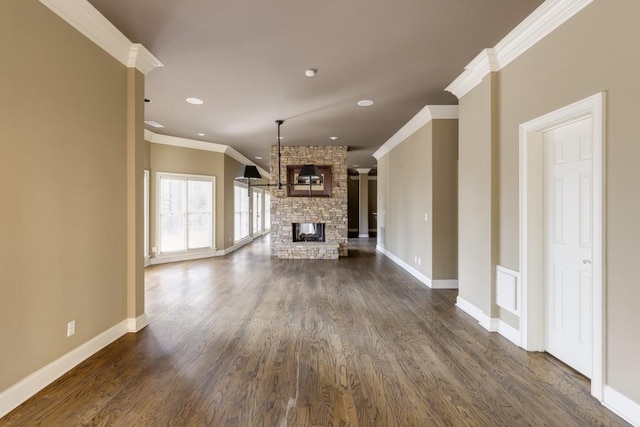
[357,168,371,238]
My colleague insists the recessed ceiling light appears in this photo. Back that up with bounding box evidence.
[357,99,374,107]
[186,97,204,105]
[255,156,263,160]
[305,69,316,77]
[144,120,164,128]
[198,133,205,137]
[329,136,338,141]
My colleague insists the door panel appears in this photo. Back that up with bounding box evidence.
[544,118,592,377]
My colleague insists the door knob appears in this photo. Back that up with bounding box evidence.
[582,259,592,264]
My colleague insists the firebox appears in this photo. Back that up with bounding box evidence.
[292,223,325,242]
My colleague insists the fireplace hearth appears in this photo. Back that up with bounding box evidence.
[292,223,325,242]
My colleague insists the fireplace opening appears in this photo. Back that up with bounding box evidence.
[292,223,325,242]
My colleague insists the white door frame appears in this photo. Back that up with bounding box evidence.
[519,92,606,400]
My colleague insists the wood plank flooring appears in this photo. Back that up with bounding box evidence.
[1,237,629,426]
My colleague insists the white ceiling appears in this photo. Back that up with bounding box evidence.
[88,0,544,171]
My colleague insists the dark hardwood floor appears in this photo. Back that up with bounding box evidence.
[1,237,629,426]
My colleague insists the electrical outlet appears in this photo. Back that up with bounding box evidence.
[424,213,429,222]
[417,257,421,265]
[67,320,75,337]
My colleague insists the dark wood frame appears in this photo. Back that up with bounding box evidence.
[286,165,332,197]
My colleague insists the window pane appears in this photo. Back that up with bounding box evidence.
[160,178,185,214]
[253,189,262,234]
[234,184,249,241]
[160,214,185,252]
[188,180,212,213]
[265,192,271,230]
[188,213,211,249]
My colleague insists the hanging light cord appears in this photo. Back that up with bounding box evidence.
[276,120,284,189]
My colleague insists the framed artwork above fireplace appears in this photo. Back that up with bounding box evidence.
[286,165,332,197]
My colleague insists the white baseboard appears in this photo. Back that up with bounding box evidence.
[358,233,370,238]
[432,280,459,290]
[376,246,458,290]
[455,296,521,346]
[127,314,148,332]
[149,248,218,265]
[0,320,130,418]
[603,386,640,426]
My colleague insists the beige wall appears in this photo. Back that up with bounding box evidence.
[459,0,640,402]
[458,76,498,315]
[381,119,458,281]
[149,144,227,251]
[0,0,129,391]
[388,124,434,278]
[432,120,458,280]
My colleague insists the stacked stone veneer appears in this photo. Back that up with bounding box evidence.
[270,145,348,259]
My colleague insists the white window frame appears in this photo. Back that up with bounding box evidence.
[253,187,264,236]
[144,169,150,264]
[155,172,216,262]
[234,182,250,243]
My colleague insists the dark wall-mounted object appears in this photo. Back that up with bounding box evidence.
[287,165,332,197]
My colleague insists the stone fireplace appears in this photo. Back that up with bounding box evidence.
[270,146,348,259]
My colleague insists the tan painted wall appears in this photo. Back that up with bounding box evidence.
[432,120,458,280]
[382,119,459,281]
[459,1,640,401]
[496,0,640,400]
[377,157,389,246]
[387,124,434,278]
[458,76,496,314]
[0,0,128,391]
[149,144,226,250]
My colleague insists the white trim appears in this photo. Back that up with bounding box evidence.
[491,319,522,347]
[519,92,606,400]
[219,236,254,256]
[127,314,148,332]
[146,130,270,179]
[445,49,499,99]
[432,280,459,290]
[38,0,162,74]
[0,320,128,418]
[376,246,458,290]
[456,296,490,326]
[455,297,521,346]
[150,249,218,265]
[377,246,432,288]
[358,233,370,238]
[373,105,459,160]
[603,386,640,427]
[496,265,521,316]
[446,0,594,98]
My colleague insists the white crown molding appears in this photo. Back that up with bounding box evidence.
[145,130,271,180]
[373,105,458,160]
[128,44,163,75]
[445,49,499,99]
[355,168,371,175]
[38,0,162,74]
[446,0,594,99]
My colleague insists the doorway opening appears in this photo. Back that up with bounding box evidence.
[519,92,605,400]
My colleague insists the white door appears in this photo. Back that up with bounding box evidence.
[543,117,593,377]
